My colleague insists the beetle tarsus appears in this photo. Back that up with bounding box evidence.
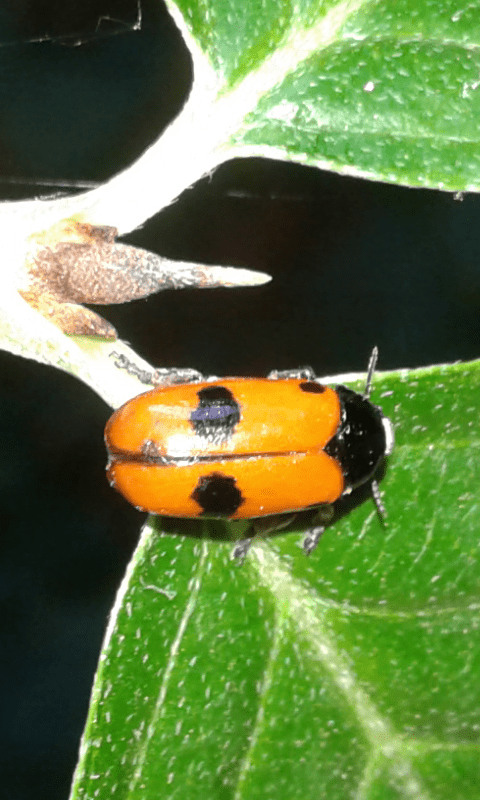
[302,526,326,555]
[151,368,204,386]
[111,352,204,386]
[267,366,316,380]
[111,352,155,384]
[232,537,254,562]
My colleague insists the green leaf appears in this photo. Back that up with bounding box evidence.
[162,0,480,191]
[70,360,480,800]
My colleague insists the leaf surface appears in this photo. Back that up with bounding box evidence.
[159,0,480,191]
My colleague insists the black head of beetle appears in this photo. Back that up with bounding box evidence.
[325,385,394,492]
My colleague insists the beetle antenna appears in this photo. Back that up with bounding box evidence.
[364,346,378,399]
[371,479,387,523]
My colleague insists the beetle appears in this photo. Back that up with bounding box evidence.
[105,348,394,557]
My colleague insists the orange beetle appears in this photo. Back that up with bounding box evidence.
[105,349,394,556]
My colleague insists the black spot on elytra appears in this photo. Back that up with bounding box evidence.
[299,381,327,393]
[191,472,244,516]
[190,386,241,443]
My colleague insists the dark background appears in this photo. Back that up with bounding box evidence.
[0,1,479,798]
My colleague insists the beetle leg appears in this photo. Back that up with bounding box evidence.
[302,526,325,555]
[151,367,205,386]
[231,514,296,561]
[301,504,334,555]
[267,366,316,380]
[231,523,256,561]
[111,352,204,386]
[110,352,151,382]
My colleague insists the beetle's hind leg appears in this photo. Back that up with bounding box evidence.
[111,352,204,386]
[267,366,316,380]
[151,367,205,386]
